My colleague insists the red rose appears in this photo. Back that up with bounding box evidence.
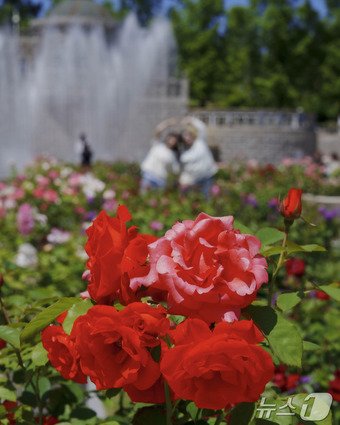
[0,338,7,349]
[280,188,303,220]
[329,370,340,402]
[85,207,156,305]
[131,213,267,323]
[161,319,274,409]
[41,325,86,384]
[71,305,160,390]
[285,258,305,277]
[119,302,170,348]
[124,376,166,404]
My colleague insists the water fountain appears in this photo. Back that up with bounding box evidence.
[0,4,187,176]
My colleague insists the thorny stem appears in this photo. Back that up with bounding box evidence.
[267,229,289,307]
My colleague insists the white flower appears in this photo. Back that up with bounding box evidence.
[15,243,38,268]
[103,189,116,200]
[47,228,71,244]
[80,173,105,198]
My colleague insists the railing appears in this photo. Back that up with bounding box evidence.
[191,110,316,130]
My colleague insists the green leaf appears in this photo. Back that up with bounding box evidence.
[276,292,302,312]
[286,241,326,254]
[20,297,82,343]
[0,387,16,401]
[262,246,285,257]
[132,406,167,425]
[316,285,340,301]
[38,376,51,398]
[105,388,121,399]
[31,343,48,367]
[234,220,254,235]
[71,407,96,420]
[303,341,320,351]
[256,228,284,247]
[229,402,255,425]
[245,306,303,367]
[186,402,198,420]
[0,325,20,348]
[62,299,93,334]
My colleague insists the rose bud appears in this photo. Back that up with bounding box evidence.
[280,188,303,221]
[0,274,4,287]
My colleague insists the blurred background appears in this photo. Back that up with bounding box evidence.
[0,0,340,175]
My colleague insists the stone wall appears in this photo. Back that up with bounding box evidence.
[191,110,316,164]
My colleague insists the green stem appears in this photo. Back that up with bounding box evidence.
[164,381,173,425]
[267,230,288,307]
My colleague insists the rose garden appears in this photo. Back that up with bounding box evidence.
[0,158,339,424]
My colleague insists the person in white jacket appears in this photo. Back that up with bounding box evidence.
[179,117,217,198]
[140,132,180,192]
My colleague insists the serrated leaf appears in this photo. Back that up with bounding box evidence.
[62,299,93,334]
[0,387,16,401]
[286,241,326,254]
[0,325,20,348]
[31,343,48,367]
[276,292,302,311]
[229,402,255,425]
[245,306,302,367]
[21,297,82,343]
[256,228,284,247]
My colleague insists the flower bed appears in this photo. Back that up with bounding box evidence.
[0,158,339,424]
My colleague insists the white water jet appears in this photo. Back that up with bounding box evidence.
[0,14,186,176]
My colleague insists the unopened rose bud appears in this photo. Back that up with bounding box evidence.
[0,274,4,287]
[280,188,303,221]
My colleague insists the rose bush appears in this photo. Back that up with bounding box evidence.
[0,159,339,424]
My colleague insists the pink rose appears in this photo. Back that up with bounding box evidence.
[131,213,268,323]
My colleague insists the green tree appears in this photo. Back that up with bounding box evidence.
[217,5,260,107]
[171,0,225,107]
[0,0,42,27]
[319,7,340,119]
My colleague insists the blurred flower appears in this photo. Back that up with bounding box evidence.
[16,203,35,235]
[285,258,305,277]
[211,184,221,196]
[103,189,116,200]
[328,370,340,402]
[243,194,258,208]
[0,339,7,349]
[149,220,163,231]
[273,365,300,393]
[268,197,279,209]
[315,290,330,300]
[103,199,117,213]
[319,206,340,221]
[47,228,71,245]
[15,243,38,268]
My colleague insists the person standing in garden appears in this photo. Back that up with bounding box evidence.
[179,116,217,198]
[140,129,181,192]
[77,133,93,169]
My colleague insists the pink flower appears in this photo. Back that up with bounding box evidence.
[149,220,164,231]
[17,203,35,235]
[131,213,268,323]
